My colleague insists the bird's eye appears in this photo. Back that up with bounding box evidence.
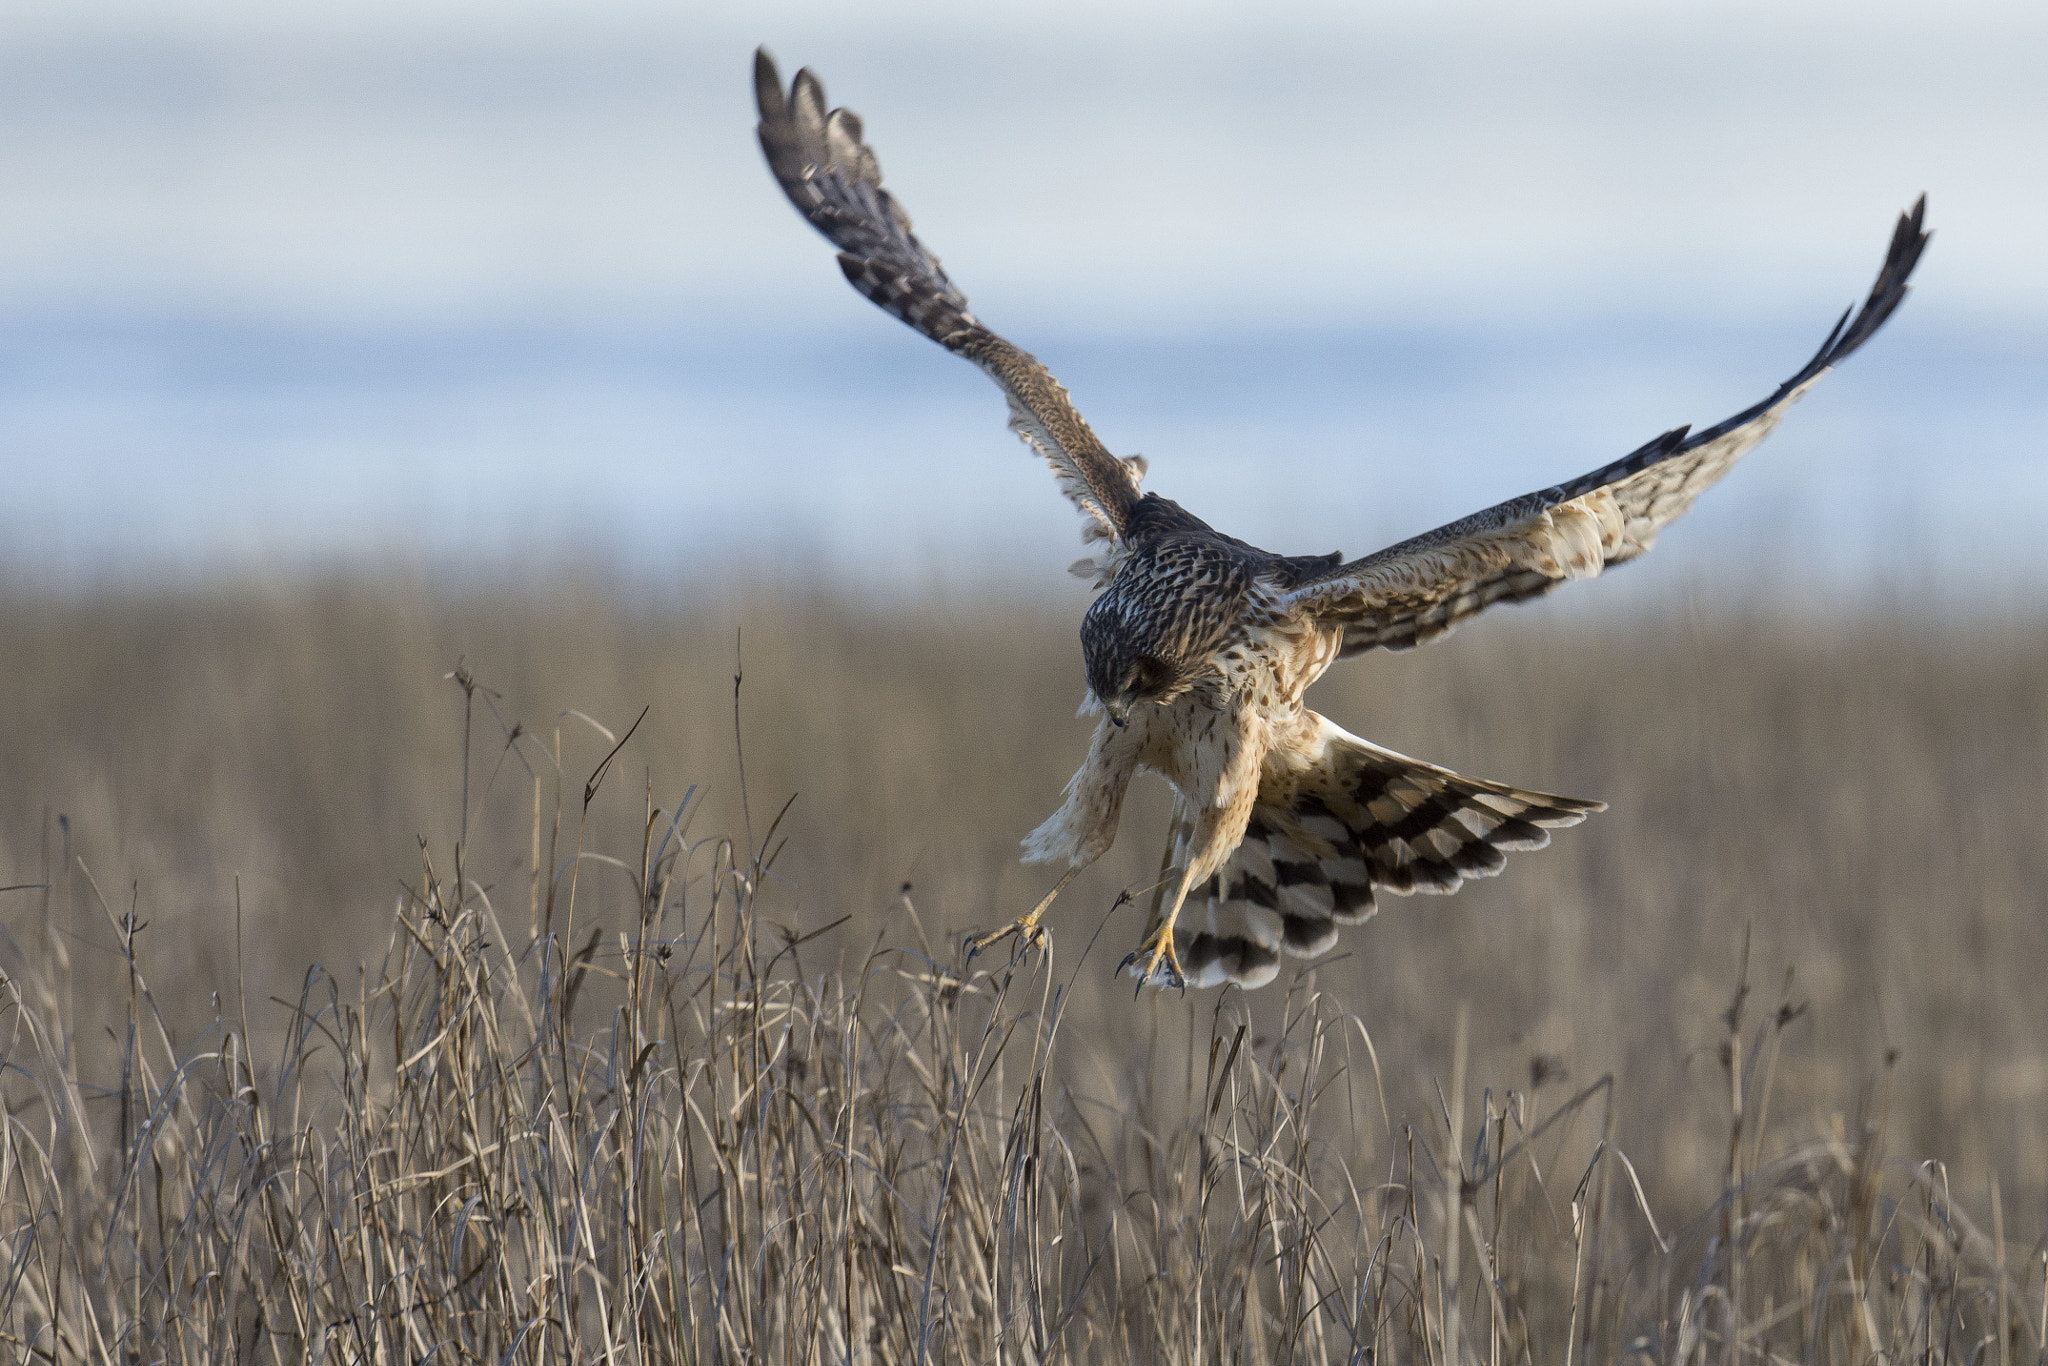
[1134,656,1173,696]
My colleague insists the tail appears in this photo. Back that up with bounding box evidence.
[1171,715,1603,989]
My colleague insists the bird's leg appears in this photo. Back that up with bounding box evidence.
[1122,868,1196,991]
[1142,795,1191,929]
[1126,784,1259,991]
[968,866,1083,960]
[1118,796,1196,989]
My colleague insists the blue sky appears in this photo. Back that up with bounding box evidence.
[1,0,2043,594]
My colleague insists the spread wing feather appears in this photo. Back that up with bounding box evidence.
[754,49,1143,544]
[1168,715,1603,989]
[1284,197,1930,656]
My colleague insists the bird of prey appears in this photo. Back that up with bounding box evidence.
[753,49,1929,990]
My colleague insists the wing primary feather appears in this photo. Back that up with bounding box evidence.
[1684,194,1928,451]
[1286,196,1930,658]
[755,49,1143,544]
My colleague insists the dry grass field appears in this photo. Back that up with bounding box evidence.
[0,572,2043,1361]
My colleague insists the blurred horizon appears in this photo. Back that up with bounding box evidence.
[4,307,2042,607]
[2,0,2043,593]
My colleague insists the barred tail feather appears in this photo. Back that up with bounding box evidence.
[1175,717,1602,988]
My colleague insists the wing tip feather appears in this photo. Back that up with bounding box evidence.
[753,47,784,123]
[1802,193,1932,377]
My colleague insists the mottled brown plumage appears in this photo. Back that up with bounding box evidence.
[754,49,1930,989]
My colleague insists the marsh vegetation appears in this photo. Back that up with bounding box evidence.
[0,576,2042,1361]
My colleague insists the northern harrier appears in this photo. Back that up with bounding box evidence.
[754,50,1929,989]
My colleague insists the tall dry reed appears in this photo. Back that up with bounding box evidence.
[0,630,2039,1362]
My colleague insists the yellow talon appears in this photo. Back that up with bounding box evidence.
[967,866,1083,963]
[968,910,1048,958]
[1121,920,1187,991]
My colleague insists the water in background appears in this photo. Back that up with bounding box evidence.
[1,308,2041,609]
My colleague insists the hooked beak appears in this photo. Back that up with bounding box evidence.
[1104,697,1130,728]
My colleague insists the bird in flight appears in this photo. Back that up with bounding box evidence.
[753,49,1929,990]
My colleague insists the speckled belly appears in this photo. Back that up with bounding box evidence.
[1140,619,1343,814]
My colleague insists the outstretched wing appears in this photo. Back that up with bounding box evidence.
[754,49,1143,545]
[1283,198,1930,656]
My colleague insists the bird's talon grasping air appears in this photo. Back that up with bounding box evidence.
[1121,927,1187,993]
[967,914,1049,964]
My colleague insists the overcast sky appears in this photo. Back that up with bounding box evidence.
[4,0,2044,330]
[1,1,2042,592]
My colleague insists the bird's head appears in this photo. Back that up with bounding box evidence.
[1080,591,1203,727]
